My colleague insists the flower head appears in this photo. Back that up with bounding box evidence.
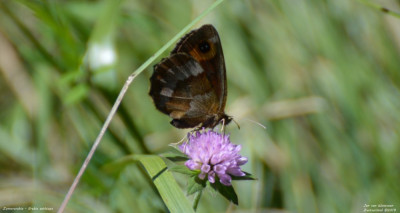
[179,130,248,186]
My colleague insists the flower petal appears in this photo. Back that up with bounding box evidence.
[185,160,200,170]
[218,174,232,186]
[237,157,248,165]
[201,164,210,173]
[227,167,245,176]
[214,164,226,175]
[180,130,248,186]
[208,172,215,183]
[198,172,206,180]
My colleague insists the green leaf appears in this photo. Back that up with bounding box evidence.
[169,164,198,176]
[187,176,206,196]
[210,181,238,205]
[102,155,194,213]
[136,155,195,213]
[161,151,189,162]
[231,172,257,181]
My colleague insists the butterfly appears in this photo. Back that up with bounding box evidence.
[149,24,231,129]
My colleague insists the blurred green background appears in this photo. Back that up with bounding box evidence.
[1,0,399,212]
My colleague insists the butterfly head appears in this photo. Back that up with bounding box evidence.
[201,113,232,129]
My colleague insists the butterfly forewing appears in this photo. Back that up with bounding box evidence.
[149,24,230,128]
[172,25,227,112]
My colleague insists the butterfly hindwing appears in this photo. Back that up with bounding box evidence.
[149,53,219,128]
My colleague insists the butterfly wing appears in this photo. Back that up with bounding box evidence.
[149,53,220,128]
[171,24,227,114]
[149,24,229,128]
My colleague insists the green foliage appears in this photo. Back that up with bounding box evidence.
[209,181,238,205]
[0,0,399,212]
[136,155,195,213]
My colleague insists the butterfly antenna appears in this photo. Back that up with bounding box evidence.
[243,118,266,129]
[232,117,241,130]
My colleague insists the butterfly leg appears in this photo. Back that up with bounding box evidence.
[220,118,226,135]
[169,134,188,149]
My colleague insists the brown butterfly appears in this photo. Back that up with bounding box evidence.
[149,24,231,129]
